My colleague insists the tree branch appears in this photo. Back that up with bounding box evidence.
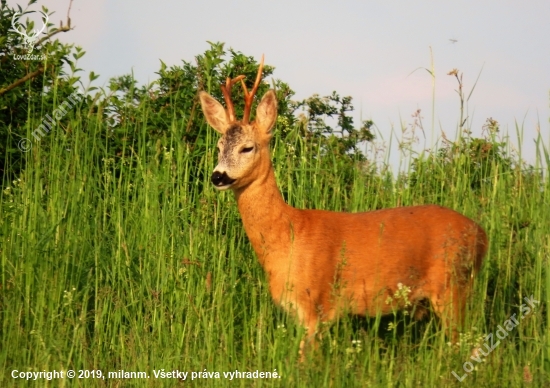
[0,67,44,96]
[35,25,72,47]
[35,0,74,47]
[0,0,74,96]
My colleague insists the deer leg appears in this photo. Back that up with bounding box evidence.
[431,285,465,344]
[296,304,321,362]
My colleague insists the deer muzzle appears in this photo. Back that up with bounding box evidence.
[211,171,236,189]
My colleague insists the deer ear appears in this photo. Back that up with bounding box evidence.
[256,90,278,134]
[199,91,229,134]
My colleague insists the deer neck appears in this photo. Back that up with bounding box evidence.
[234,162,295,268]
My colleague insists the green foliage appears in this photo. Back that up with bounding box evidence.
[66,41,375,204]
[1,3,549,385]
[293,91,375,161]
[407,69,538,207]
[409,118,518,201]
[0,0,83,183]
[278,92,377,207]
[98,42,296,159]
[1,96,548,385]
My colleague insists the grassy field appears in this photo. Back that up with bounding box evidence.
[1,95,549,387]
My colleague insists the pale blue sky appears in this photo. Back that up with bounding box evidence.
[7,0,550,168]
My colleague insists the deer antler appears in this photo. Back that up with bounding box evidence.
[10,11,48,38]
[10,11,49,53]
[241,54,264,124]
[10,12,27,37]
[33,11,49,37]
[220,75,245,123]
[219,55,265,124]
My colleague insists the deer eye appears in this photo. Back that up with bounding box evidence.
[240,146,254,154]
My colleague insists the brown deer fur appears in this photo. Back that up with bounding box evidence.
[199,67,487,356]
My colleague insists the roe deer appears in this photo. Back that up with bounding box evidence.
[199,56,488,357]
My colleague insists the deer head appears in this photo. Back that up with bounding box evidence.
[199,56,278,191]
[10,11,49,53]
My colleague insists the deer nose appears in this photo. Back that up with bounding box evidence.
[211,171,236,187]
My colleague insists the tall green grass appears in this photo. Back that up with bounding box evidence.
[1,93,549,387]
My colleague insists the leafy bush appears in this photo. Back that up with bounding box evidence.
[0,0,82,183]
